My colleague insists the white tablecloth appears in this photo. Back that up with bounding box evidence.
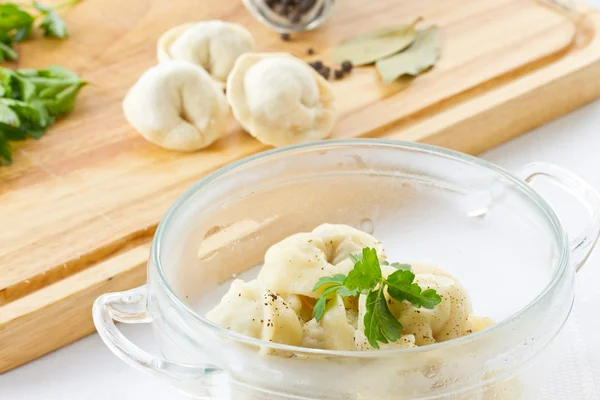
[2,68,600,400]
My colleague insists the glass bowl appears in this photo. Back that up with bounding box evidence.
[93,140,600,400]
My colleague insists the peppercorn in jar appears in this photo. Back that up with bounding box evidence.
[243,0,336,34]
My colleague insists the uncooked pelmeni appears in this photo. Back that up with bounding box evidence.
[226,53,337,147]
[206,279,302,346]
[122,61,228,151]
[157,21,254,85]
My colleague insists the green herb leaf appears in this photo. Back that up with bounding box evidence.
[389,262,411,270]
[376,26,442,85]
[12,65,86,117]
[0,65,84,166]
[331,19,420,66]
[0,41,17,61]
[0,130,12,164]
[0,101,19,125]
[0,3,35,42]
[386,269,442,309]
[313,246,441,348]
[313,285,342,321]
[312,273,347,292]
[313,273,357,321]
[363,286,404,349]
[344,247,382,294]
[34,2,69,39]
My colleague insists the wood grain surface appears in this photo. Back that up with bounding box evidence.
[2,0,600,372]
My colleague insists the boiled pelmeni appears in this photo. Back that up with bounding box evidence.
[157,21,254,85]
[123,61,228,151]
[206,279,302,346]
[387,271,474,345]
[226,53,337,147]
[355,293,418,351]
[258,224,384,298]
[301,295,357,351]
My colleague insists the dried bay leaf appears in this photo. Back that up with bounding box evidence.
[330,19,421,66]
[376,26,442,85]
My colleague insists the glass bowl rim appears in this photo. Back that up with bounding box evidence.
[151,139,570,357]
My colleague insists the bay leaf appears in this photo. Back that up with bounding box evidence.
[330,19,420,66]
[376,26,442,85]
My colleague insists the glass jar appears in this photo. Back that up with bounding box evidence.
[93,140,600,400]
[242,0,336,33]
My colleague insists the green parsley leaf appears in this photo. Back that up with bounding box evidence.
[313,273,357,321]
[0,98,50,139]
[0,101,19,125]
[389,262,412,270]
[0,41,17,61]
[0,4,35,42]
[344,247,382,294]
[34,1,69,39]
[313,285,342,322]
[363,286,404,349]
[312,274,347,292]
[10,66,86,117]
[313,246,442,349]
[386,269,442,309]
[0,65,84,165]
[0,130,12,165]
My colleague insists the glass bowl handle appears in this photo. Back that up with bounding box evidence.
[92,285,223,385]
[516,162,600,272]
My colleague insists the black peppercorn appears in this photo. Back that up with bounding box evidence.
[280,32,291,41]
[306,48,315,55]
[334,69,344,80]
[310,60,323,70]
[341,60,353,73]
[320,66,331,79]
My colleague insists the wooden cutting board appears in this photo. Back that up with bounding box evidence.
[2,0,600,372]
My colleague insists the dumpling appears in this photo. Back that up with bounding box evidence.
[257,233,338,298]
[123,61,228,151]
[301,295,357,351]
[157,21,254,85]
[206,279,302,347]
[257,224,385,298]
[355,293,417,351]
[282,294,315,324]
[387,271,474,345]
[226,52,337,147]
[312,223,386,269]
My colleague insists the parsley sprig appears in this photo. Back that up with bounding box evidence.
[313,247,442,349]
[0,0,79,62]
[0,65,85,165]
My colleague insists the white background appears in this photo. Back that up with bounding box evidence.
[3,30,600,400]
